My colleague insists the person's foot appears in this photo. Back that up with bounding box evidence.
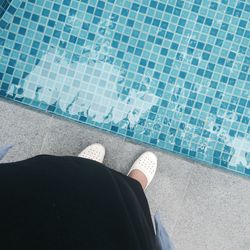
[78,143,105,163]
[127,152,157,190]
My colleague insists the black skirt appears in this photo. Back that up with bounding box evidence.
[0,155,157,250]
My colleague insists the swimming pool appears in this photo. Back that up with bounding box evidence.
[0,0,250,176]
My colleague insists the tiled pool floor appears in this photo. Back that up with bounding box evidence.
[1,98,250,250]
[0,0,250,175]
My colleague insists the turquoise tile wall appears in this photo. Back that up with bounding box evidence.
[0,0,250,175]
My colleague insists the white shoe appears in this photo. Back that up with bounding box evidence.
[127,151,157,190]
[78,143,105,163]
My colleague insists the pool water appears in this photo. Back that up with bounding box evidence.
[0,0,250,176]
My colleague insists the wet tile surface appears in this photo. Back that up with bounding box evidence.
[0,0,249,176]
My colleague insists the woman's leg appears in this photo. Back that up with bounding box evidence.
[128,169,148,190]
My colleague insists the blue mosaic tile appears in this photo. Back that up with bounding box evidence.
[0,0,250,176]
[0,1,12,20]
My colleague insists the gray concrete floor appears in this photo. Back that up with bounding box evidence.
[1,98,250,250]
